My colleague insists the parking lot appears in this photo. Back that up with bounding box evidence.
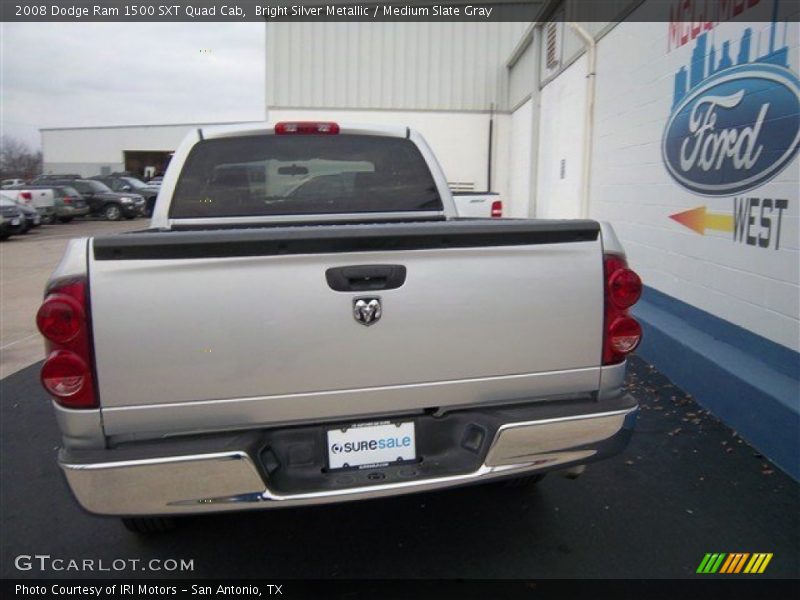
[0,220,798,579]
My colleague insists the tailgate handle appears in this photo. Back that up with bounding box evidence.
[326,265,407,292]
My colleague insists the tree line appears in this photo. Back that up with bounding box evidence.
[0,136,43,181]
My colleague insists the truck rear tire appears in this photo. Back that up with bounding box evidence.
[499,473,546,489]
[121,517,177,534]
[58,217,73,223]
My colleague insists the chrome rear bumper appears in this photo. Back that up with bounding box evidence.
[60,400,638,516]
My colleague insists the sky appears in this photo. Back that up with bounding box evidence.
[0,23,266,150]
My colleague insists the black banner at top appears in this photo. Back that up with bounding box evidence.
[2,0,798,23]
[2,1,539,22]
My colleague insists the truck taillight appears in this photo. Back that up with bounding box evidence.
[607,316,642,354]
[20,192,32,203]
[36,293,84,343]
[36,279,98,409]
[603,254,643,365]
[608,265,642,309]
[41,351,91,398]
[491,200,503,218]
[275,121,340,135]
[63,196,73,205]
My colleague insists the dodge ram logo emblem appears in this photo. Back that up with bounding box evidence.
[353,297,382,326]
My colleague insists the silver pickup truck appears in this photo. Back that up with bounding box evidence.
[37,122,642,533]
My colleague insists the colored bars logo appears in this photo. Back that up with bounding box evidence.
[697,553,773,574]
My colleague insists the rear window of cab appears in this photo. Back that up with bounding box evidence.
[169,134,442,218]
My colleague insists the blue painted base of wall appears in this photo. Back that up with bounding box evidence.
[632,287,800,481]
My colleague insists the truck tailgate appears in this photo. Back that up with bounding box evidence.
[89,220,605,437]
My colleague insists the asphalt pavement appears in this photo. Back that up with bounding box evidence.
[1,356,797,579]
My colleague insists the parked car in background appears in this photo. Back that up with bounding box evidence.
[452,191,503,218]
[3,186,57,223]
[92,174,159,216]
[147,175,163,186]
[1,191,41,232]
[14,201,42,232]
[0,197,25,239]
[31,174,82,184]
[53,186,90,223]
[2,178,27,189]
[46,178,146,220]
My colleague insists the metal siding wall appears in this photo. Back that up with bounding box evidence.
[266,22,528,111]
[508,36,536,109]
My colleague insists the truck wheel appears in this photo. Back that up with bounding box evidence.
[104,204,122,221]
[121,517,177,534]
[42,215,54,225]
[58,217,74,223]
[499,473,546,489]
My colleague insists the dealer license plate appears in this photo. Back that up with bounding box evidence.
[327,421,416,470]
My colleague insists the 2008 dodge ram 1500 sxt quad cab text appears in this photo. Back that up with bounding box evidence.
[37,122,643,533]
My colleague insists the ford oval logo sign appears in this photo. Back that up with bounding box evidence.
[663,63,800,196]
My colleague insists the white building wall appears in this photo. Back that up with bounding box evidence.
[507,99,534,217]
[41,121,262,176]
[587,18,799,351]
[503,26,541,218]
[531,6,800,352]
[535,53,587,219]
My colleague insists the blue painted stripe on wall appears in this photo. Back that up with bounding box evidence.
[632,287,800,481]
[640,287,799,381]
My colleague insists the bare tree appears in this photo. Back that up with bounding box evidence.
[0,136,43,181]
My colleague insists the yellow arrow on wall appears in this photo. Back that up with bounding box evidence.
[669,206,734,235]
